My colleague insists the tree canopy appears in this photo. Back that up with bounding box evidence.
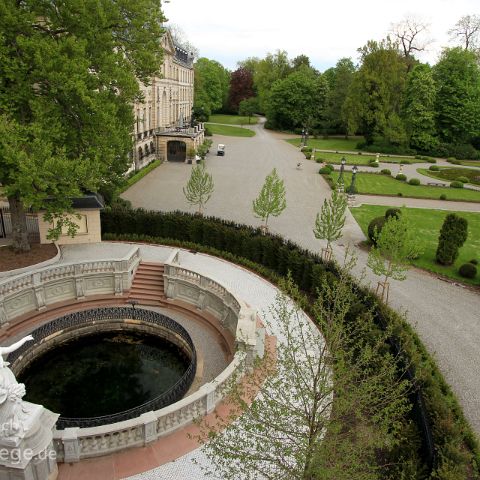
[0,0,165,250]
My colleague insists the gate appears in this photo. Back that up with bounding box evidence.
[0,206,40,243]
[167,141,187,162]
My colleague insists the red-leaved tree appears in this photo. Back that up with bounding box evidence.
[228,67,255,112]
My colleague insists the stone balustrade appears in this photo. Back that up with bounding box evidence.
[53,352,246,462]
[163,262,264,365]
[0,247,141,325]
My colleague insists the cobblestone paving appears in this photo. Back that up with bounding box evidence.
[122,121,480,438]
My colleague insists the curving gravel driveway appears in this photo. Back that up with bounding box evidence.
[123,119,480,436]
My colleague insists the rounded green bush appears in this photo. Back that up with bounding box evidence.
[380,169,391,175]
[370,163,379,168]
[458,263,477,279]
[385,208,401,219]
[408,178,421,185]
[403,159,412,165]
[368,216,386,244]
[456,176,469,184]
[469,259,478,265]
[440,194,447,200]
[319,166,333,174]
[427,158,437,164]
[429,165,440,171]
[450,181,464,189]
[396,174,407,181]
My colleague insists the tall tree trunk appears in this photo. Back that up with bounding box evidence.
[7,194,30,252]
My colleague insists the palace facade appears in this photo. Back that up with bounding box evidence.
[131,29,204,172]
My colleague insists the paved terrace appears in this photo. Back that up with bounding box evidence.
[122,120,480,438]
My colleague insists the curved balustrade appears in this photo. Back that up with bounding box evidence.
[0,247,141,324]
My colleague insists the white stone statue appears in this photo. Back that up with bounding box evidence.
[0,335,34,368]
[0,335,34,439]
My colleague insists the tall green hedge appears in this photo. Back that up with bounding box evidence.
[102,207,480,479]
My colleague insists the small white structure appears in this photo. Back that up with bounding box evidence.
[38,194,104,246]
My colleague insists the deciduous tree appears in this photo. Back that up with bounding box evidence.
[0,0,165,251]
[195,272,411,480]
[403,64,437,152]
[183,162,214,215]
[252,168,286,230]
[228,67,255,112]
[433,47,480,145]
[449,15,480,51]
[367,212,421,303]
[313,190,348,261]
[265,68,328,131]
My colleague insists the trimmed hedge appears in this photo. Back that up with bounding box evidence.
[409,178,421,186]
[119,160,161,193]
[101,208,480,479]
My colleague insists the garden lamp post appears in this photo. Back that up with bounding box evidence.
[304,128,309,146]
[337,157,346,191]
[301,128,305,147]
[348,165,358,195]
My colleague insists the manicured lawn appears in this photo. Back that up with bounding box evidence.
[205,123,256,137]
[286,137,362,151]
[208,114,258,125]
[315,151,424,165]
[458,160,480,167]
[417,167,480,186]
[327,171,480,202]
[350,205,480,285]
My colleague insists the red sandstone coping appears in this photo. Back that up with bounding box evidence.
[57,335,276,480]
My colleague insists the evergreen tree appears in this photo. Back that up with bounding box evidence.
[436,213,468,265]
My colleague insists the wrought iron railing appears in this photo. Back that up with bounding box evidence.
[8,307,197,429]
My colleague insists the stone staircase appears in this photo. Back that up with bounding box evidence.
[128,262,166,306]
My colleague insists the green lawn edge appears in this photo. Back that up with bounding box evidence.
[208,114,258,125]
[206,123,256,137]
[350,205,480,286]
[325,171,480,203]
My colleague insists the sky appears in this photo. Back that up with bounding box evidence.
[163,0,479,71]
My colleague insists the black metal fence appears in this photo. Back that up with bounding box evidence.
[8,307,197,429]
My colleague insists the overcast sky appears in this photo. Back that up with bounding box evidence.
[164,0,479,71]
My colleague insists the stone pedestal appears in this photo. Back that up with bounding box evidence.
[0,402,59,480]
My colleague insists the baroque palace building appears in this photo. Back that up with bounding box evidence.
[130,29,204,172]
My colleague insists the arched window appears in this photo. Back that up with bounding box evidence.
[138,146,143,159]
[150,141,155,153]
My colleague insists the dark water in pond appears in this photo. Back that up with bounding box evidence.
[18,331,189,418]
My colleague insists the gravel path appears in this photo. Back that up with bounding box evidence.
[122,119,480,436]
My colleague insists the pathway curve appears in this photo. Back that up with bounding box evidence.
[123,119,480,437]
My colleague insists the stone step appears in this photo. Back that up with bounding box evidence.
[134,272,164,281]
[129,286,165,296]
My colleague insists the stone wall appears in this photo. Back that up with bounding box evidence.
[38,209,102,245]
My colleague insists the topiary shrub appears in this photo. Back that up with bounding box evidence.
[440,194,447,200]
[427,158,437,163]
[368,216,386,244]
[429,165,440,171]
[456,176,469,184]
[396,174,407,181]
[385,208,401,219]
[408,178,420,185]
[381,169,391,175]
[370,162,379,168]
[450,181,464,189]
[436,213,468,265]
[458,263,477,279]
[304,151,313,159]
[319,165,334,174]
